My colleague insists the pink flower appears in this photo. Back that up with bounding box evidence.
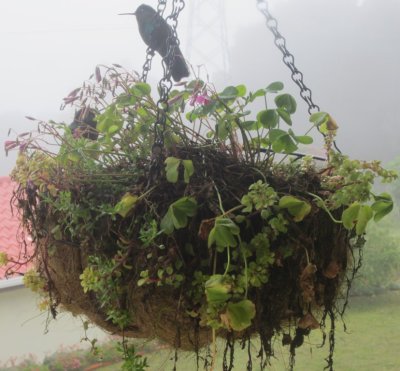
[190,92,211,106]
[70,358,81,369]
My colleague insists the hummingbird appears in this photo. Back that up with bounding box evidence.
[120,4,190,82]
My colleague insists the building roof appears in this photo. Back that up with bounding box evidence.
[0,176,32,282]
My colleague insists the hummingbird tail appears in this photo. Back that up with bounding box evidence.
[164,47,190,82]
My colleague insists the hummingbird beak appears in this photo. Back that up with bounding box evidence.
[118,12,136,16]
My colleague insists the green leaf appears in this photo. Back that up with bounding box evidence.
[130,82,151,97]
[275,94,297,114]
[208,217,240,248]
[269,128,287,142]
[219,86,238,100]
[309,112,329,126]
[165,157,181,183]
[115,193,139,218]
[225,300,256,331]
[116,93,136,107]
[269,129,298,153]
[294,135,313,145]
[265,81,284,93]
[371,193,394,222]
[276,107,292,125]
[356,205,373,235]
[342,203,372,234]
[161,197,198,234]
[241,120,259,131]
[249,89,266,102]
[257,109,279,129]
[182,159,194,183]
[216,119,231,140]
[279,195,311,222]
[235,84,247,97]
[51,225,63,240]
[96,105,123,135]
[205,275,231,304]
[342,202,361,230]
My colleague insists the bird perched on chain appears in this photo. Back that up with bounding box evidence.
[69,107,98,140]
[120,4,190,82]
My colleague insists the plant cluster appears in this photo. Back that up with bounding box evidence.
[8,65,396,370]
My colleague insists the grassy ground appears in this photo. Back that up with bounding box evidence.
[100,291,400,371]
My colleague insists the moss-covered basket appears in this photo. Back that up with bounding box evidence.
[8,66,396,370]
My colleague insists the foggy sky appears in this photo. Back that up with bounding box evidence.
[1,0,399,175]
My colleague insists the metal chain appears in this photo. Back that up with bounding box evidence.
[141,47,155,83]
[145,0,185,186]
[141,0,168,82]
[256,0,319,114]
[154,0,185,147]
[256,0,341,153]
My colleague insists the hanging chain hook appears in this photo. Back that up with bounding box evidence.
[256,0,341,153]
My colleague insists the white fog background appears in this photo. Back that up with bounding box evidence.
[1,0,399,173]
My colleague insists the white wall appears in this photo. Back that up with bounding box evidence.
[0,284,108,365]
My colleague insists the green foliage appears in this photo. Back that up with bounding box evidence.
[23,269,46,293]
[114,193,138,218]
[371,192,394,221]
[241,180,277,212]
[160,197,197,234]
[205,274,232,305]
[351,215,400,295]
[10,65,398,370]
[80,256,131,329]
[225,299,256,331]
[342,202,373,235]
[279,195,311,222]
[0,251,8,266]
[165,157,194,183]
[118,341,149,371]
[208,217,240,249]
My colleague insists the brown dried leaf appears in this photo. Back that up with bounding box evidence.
[198,219,214,241]
[298,312,319,330]
[299,263,317,303]
[326,114,339,131]
[323,261,341,279]
[220,312,231,330]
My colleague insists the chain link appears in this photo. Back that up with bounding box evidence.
[154,0,185,147]
[141,1,167,83]
[256,0,319,114]
[256,0,341,153]
[143,0,185,186]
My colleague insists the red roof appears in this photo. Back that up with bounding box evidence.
[0,176,33,280]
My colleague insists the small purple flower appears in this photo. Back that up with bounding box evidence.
[190,92,211,106]
[4,140,18,154]
[19,141,28,153]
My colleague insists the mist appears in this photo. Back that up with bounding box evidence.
[1,0,399,175]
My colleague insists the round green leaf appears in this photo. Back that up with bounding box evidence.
[226,300,256,331]
[275,94,297,114]
[265,81,284,93]
[257,109,279,129]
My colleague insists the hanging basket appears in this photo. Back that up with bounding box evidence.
[9,65,396,368]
